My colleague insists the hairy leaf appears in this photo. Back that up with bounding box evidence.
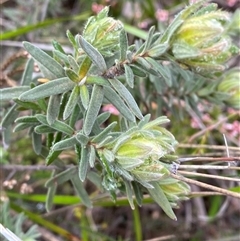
[110,78,143,120]
[47,95,61,125]
[45,167,77,188]
[148,182,177,220]
[23,41,65,78]
[1,86,30,101]
[78,35,107,73]
[63,85,80,120]
[83,85,104,136]
[104,86,135,122]
[119,29,128,61]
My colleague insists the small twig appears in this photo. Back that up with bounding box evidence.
[189,191,225,197]
[178,165,240,170]
[178,156,240,162]
[178,143,240,152]
[178,170,240,182]
[170,173,240,199]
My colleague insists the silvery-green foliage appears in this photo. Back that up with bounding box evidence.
[1,1,239,220]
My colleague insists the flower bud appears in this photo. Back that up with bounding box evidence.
[171,3,239,72]
[82,7,123,57]
[99,116,178,183]
[218,69,240,109]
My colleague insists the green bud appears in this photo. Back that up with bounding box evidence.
[171,2,239,72]
[218,69,240,109]
[98,116,178,183]
[82,7,123,57]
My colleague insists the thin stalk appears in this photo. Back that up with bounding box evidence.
[178,170,240,182]
[189,191,225,197]
[170,173,240,199]
[133,205,142,241]
[178,156,240,162]
[178,143,240,152]
[178,165,240,170]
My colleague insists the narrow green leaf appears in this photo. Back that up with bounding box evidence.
[78,35,107,72]
[119,29,128,61]
[110,78,143,120]
[19,77,75,101]
[45,167,76,188]
[1,104,18,128]
[103,86,135,122]
[58,92,69,119]
[52,136,77,151]
[138,114,151,128]
[67,55,79,73]
[53,50,69,66]
[46,149,62,166]
[130,65,147,78]
[69,104,82,128]
[96,136,114,148]
[148,182,177,220]
[141,26,155,54]
[23,41,65,79]
[78,145,89,182]
[124,64,134,88]
[14,99,41,111]
[32,132,42,155]
[1,86,30,101]
[124,180,135,209]
[46,133,54,149]
[78,56,92,81]
[80,85,89,110]
[76,132,89,146]
[66,29,78,51]
[13,123,35,132]
[65,68,79,83]
[96,112,111,125]
[15,116,39,124]
[159,18,183,44]
[36,114,74,135]
[91,122,117,143]
[46,170,57,212]
[34,125,56,134]
[147,43,169,58]
[52,40,65,54]
[63,85,80,120]
[102,149,115,163]
[146,57,172,86]
[135,57,158,75]
[88,145,96,168]
[71,174,92,208]
[132,182,143,206]
[47,95,61,125]
[85,75,110,87]
[115,164,134,181]
[37,98,47,111]
[21,58,34,85]
[83,85,104,136]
